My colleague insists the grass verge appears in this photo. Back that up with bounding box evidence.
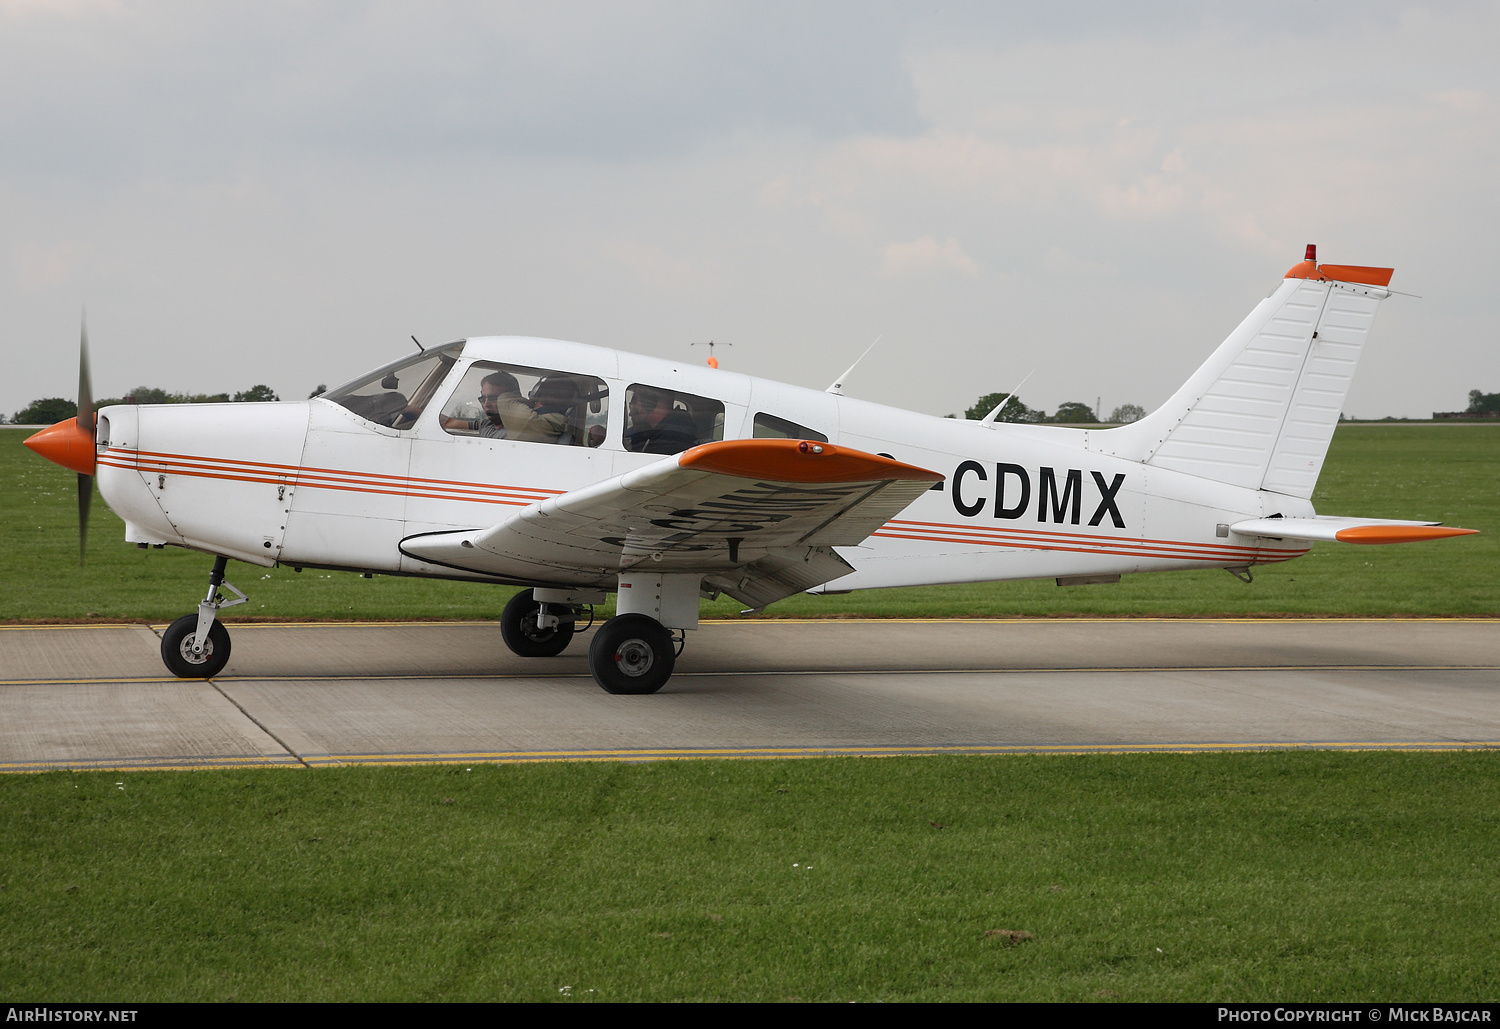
[2,424,1496,620]
[2,751,1497,1002]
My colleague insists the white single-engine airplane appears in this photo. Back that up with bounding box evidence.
[26,246,1477,693]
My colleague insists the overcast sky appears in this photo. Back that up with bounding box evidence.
[4,0,1497,420]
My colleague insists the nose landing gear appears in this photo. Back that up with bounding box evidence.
[499,587,581,658]
[160,555,246,678]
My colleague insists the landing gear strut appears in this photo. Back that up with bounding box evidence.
[160,555,246,678]
[582,572,700,695]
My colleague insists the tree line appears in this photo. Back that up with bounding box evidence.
[959,393,1145,425]
[12,385,1496,427]
[1465,390,1500,416]
[9,385,280,424]
[966,388,1500,424]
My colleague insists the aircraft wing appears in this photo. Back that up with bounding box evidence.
[1230,516,1477,544]
[400,439,944,608]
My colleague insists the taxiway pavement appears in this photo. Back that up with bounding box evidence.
[2,618,1496,772]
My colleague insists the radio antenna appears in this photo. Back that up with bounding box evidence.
[826,335,881,395]
[980,370,1035,426]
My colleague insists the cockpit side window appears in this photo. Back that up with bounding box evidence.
[624,384,724,455]
[322,344,461,430]
[439,362,608,447]
[753,412,828,443]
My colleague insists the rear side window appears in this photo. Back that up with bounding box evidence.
[753,412,828,443]
[624,384,724,455]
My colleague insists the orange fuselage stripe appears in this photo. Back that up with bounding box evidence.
[102,446,1288,564]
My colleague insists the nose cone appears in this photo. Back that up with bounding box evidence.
[24,417,96,475]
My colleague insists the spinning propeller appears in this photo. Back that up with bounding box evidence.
[23,316,97,563]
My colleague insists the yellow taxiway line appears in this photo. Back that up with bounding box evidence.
[5,663,1498,688]
[5,739,1499,774]
[1,616,1498,632]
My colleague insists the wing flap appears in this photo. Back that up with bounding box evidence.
[1230,516,1478,545]
[705,546,857,611]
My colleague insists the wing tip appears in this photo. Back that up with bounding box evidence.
[679,438,944,484]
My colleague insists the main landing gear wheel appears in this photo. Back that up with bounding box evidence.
[500,588,577,658]
[587,614,675,695]
[160,614,231,678]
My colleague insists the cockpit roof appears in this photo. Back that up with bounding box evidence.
[456,336,758,401]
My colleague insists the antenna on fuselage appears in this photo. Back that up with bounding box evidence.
[979,370,1035,427]
[691,339,731,369]
[411,335,425,352]
[826,335,881,395]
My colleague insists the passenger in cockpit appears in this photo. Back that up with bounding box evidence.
[625,386,700,455]
[528,377,583,445]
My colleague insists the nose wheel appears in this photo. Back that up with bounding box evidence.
[161,615,231,678]
[587,614,675,694]
[499,588,578,658]
[160,555,245,679]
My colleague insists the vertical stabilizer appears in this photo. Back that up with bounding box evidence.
[1092,252,1392,500]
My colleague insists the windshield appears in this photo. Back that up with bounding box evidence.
[323,343,462,429]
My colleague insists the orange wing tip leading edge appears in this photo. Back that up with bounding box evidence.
[24,417,96,476]
[1334,525,1478,545]
[679,438,944,484]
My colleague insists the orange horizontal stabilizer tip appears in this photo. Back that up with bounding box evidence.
[1334,525,1478,545]
[679,438,944,484]
[24,417,96,476]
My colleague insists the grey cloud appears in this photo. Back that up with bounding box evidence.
[3,2,1497,421]
[0,1,923,178]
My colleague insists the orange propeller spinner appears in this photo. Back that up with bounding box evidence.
[23,318,95,562]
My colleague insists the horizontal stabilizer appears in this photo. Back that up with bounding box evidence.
[1230,516,1478,545]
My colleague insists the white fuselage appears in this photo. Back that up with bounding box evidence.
[92,336,1310,593]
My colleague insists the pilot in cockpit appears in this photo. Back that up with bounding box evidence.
[442,370,581,444]
[441,370,519,439]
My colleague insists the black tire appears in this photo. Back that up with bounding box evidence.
[587,614,675,695]
[161,614,231,678]
[500,588,577,658]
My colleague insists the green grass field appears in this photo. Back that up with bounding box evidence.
[1,423,1496,621]
[4,426,1498,1002]
[3,751,1497,1002]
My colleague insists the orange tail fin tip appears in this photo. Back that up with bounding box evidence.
[1285,244,1394,287]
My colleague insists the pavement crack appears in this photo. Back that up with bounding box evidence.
[210,679,310,768]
